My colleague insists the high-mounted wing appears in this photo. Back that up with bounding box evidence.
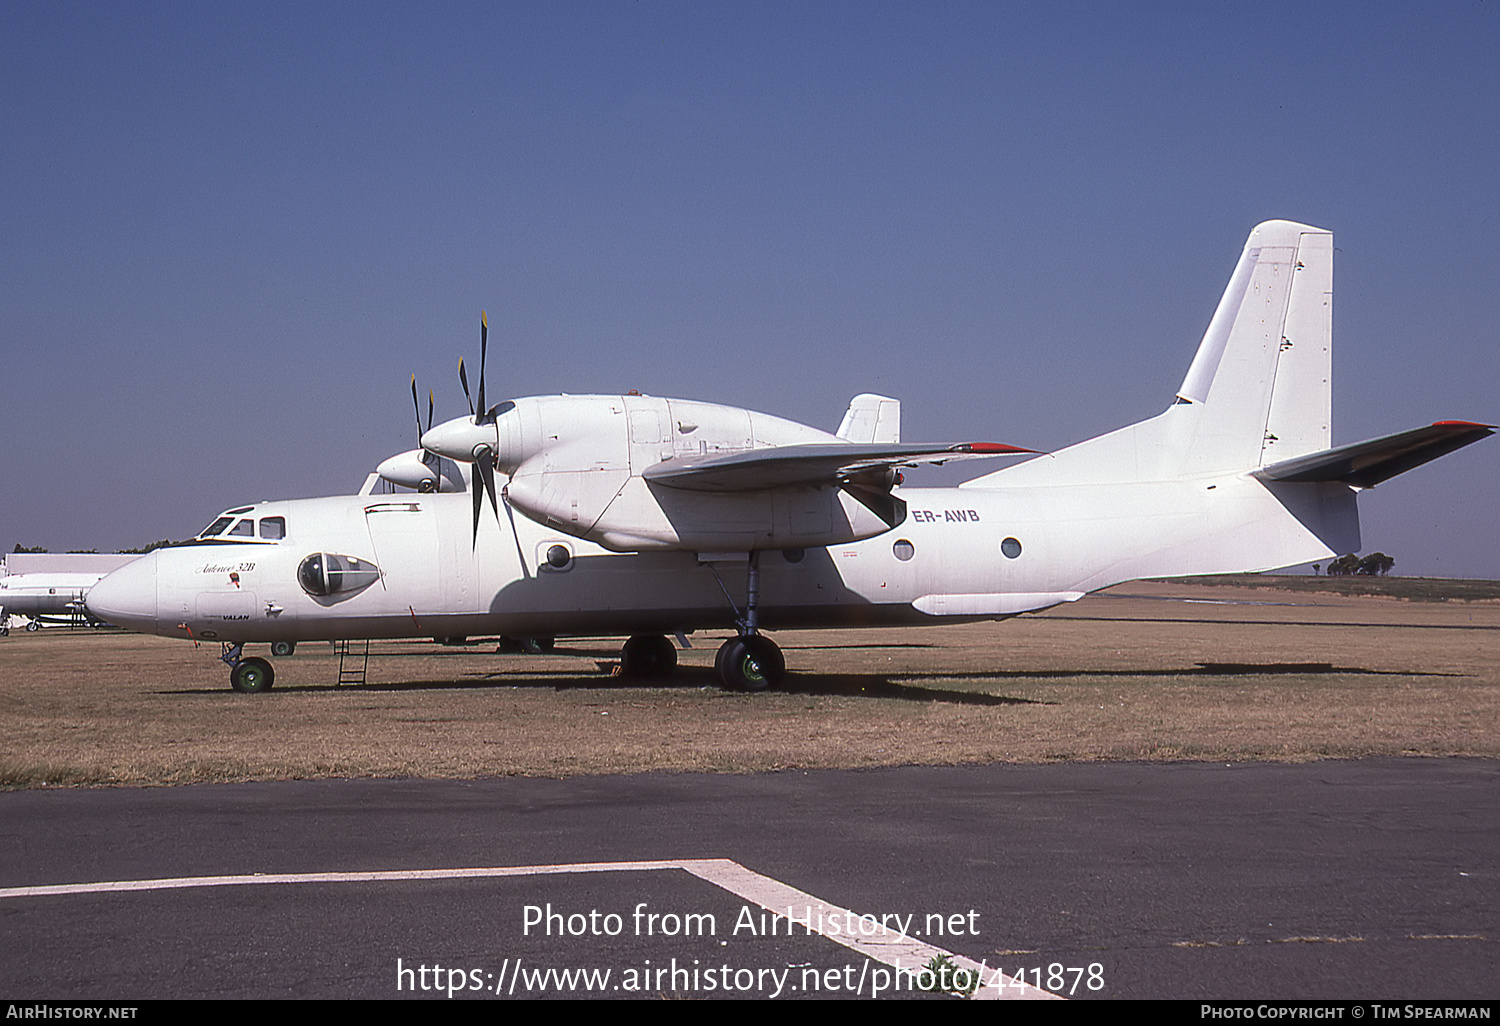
[641,441,1036,493]
[1252,421,1493,488]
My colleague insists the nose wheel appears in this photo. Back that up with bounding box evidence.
[222,643,276,693]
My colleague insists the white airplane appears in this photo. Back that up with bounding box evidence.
[0,571,114,634]
[87,221,1492,692]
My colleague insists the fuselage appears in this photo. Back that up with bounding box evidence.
[84,468,1351,644]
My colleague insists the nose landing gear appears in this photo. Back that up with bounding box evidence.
[222,642,276,693]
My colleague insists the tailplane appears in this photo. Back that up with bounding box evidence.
[1254,421,1494,488]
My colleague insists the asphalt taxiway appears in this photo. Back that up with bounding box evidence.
[1,758,1495,1000]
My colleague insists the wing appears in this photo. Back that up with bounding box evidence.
[641,441,1036,492]
[1252,421,1493,488]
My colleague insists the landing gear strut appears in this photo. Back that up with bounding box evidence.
[222,642,276,693]
[708,551,786,692]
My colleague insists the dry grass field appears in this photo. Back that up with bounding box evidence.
[2,578,1496,788]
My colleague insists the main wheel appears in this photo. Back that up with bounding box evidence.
[716,636,785,691]
[619,634,677,678]
[25,620,39,632]
[270,640,296,657]
[230,656,276,693]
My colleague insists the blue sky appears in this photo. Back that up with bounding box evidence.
[3,1,1496,576]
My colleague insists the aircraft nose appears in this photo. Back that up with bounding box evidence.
[85,552,159,634]
[421,416,496,463]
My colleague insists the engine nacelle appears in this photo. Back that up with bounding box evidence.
[434,392,911,552]
[505,471,902,552]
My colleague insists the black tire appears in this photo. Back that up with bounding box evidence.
[716,636,785,691]
[270,640,296,657]
[230,656,276,693]
[25,621,40,632]
[619,634,677,678]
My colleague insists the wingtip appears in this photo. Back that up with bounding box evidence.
[963,442,1042,455]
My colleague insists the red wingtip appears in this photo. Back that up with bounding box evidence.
[965,442,1041,454]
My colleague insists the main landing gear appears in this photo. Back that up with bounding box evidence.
[616,630,785,691]
[708,550,787,692]
[618,633,677,678]
[714,634,784,691]
[617,554,787,691]
[222,642,275,693]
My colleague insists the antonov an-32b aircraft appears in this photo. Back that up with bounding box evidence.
[87,221,1492,692]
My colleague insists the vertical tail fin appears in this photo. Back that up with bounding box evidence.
[964,220,1333,488]
[837,394,901,443]
[1177,220,1332,473]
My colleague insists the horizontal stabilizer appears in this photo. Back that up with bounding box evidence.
[644,441,1035,492]
[1252,421,1493,488]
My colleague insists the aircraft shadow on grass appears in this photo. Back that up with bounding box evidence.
[155,656,1464,704]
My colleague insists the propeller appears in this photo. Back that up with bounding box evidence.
[470,311,503,543]
[410,376,437,472]
[428,311,505,544]
[376,376,443,493]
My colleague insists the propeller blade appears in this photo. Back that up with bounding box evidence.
[458,357,474,417]
[412,376,437,469]
[410,375,422,439]
[476,310,488,425]
[470,459,484,546]
[468,444,502,547]
[477,454,500,521]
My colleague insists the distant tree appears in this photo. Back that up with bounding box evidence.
[1326,554,1360,576]
[1356,552,1395,576]
[11,544,47,553]
[118,539,178,554]
[66,548,98,554]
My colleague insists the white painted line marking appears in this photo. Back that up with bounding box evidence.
[1,857,1057,1000]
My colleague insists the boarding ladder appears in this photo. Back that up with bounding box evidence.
[335,639,370,687]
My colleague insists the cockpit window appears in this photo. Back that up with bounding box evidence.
[259,517,286,540]
[199,517,234,537]
[228,519,255,537]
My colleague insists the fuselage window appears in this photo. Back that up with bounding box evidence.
[1001,537,1023,559]
[259,517,286,541]
[893,539,915,561]
[199,517,234,538]
[228,519,255,537]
